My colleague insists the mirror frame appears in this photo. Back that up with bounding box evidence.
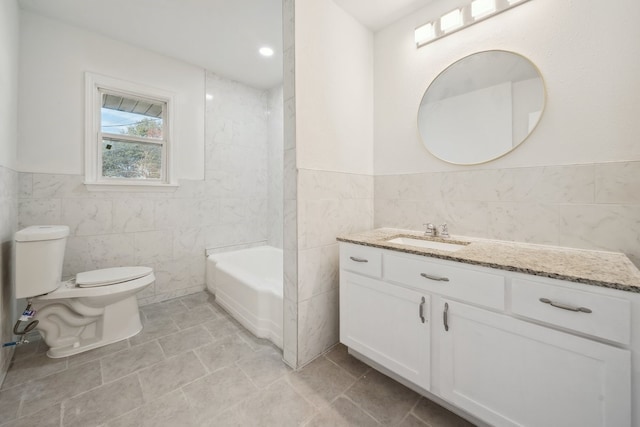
[417,50,546,166]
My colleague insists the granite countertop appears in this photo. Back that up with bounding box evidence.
[337,228,640,293]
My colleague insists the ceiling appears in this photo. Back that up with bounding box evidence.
[18,0,438,89]
[18,0,283,89]
[333,0,436,31]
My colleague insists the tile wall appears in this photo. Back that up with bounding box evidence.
[375,161,640,267]
[17,72,282,306]
[296,170,374,365]
[17,174,209,305]
[282,0,298,367]
[0,165,18,383]
[267,85,284,249]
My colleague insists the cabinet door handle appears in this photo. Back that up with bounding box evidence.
[419,297,426,323]
[539,298,592,313]
[421,273,449,282]
[349,256,368,263]
[443,302,449,331]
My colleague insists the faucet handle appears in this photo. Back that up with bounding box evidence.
[438,223,449,238]
[423,223,436,236]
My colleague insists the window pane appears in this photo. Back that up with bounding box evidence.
[101,93,164,139]
[102,139,162,179]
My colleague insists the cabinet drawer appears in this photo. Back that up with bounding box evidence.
[384,253,505,310]
[340,243,382,278]
[511,279,631,345]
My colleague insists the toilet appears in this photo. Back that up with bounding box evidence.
[14,225,155,358]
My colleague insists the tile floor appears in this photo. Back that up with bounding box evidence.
[0,292,474,427]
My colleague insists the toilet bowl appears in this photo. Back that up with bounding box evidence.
[14,226,154,358]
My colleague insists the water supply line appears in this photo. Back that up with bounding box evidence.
[2,299,39,347]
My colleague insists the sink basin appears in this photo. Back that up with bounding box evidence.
[386,236,468,252]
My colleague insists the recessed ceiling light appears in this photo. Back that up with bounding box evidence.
[259,47,274,57]
[206,94,213,100]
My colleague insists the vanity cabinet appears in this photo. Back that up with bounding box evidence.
[338,242,633,427]
[340,272,431,390]
[438,299,630,427]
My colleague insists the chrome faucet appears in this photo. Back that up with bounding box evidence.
[439,223,450,238]
[423,223,436,237]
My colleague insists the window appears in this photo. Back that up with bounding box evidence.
[85,73,177,190]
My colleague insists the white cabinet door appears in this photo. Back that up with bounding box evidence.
[437,300,630,427]
[340,271,431,390]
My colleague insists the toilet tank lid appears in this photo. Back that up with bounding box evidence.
[15,225,70,242]
[76,266,153,287]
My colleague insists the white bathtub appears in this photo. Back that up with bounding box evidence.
[206,246,283,348]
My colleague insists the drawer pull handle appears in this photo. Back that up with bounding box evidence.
[349,256,368,263]
[443,302,449,331]
[419,297,426,323]
[421,273,449,282]
[539,298,592,314]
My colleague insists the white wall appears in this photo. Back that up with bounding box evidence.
[0,0,19,385]
[374,0,640,174]
[295,0,374,174]
[292,0,376,367]
[0,0,19,169]
[17,11,205,179]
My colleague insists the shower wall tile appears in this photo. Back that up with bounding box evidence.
[283,199,297,251]
[374,161,640,268]
[267,86,284,249]
[283,0,294,52]
[284,98,296,150]
[283,48,295,101]
[284,148,297,200]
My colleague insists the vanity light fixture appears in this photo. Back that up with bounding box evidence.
[415,22,436,45]
[471,0,496,19]
[440,9,463,33]
[415,0,532,48]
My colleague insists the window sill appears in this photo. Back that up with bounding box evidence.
[84,181,179,192]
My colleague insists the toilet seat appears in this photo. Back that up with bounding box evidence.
[77,266,153,287]
[36,267,155,300]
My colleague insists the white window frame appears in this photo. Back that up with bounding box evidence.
[84,72,178,191]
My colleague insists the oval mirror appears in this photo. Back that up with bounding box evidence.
[417,50,545,165]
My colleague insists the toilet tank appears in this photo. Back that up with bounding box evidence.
[15,225,70,299]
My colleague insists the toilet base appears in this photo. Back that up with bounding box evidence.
[46,323,143,358]
[34,294,145,358]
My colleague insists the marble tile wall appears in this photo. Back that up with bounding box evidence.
[296,170,374,366]
[0,165,18,384]
[16,73,282,306]
[282,0,298,368]
[17,174,208,305]
[374,161,640,267]
[205,72,270,252]
[267,85,284,249]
